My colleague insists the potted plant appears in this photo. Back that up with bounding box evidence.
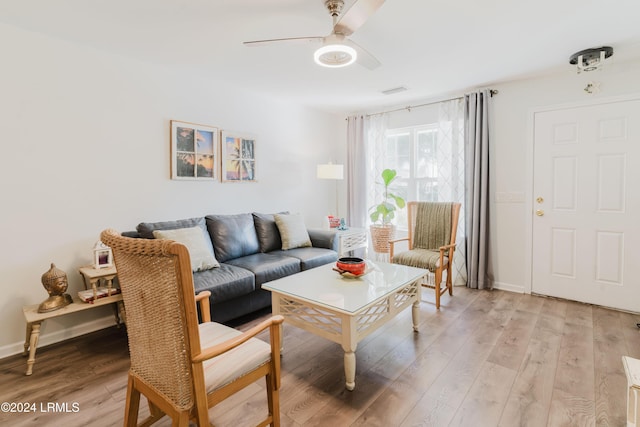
[369,168,406,253]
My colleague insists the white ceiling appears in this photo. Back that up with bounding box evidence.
[2,0,640,113]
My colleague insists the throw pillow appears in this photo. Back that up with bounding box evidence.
[137,217,205,239]
[274,213,312,250]
[253,211,289,253]
[152,226,220,272]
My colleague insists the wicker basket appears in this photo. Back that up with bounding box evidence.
[370,224,395,253]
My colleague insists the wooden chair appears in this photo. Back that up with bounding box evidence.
[389,202,461,309]
[101,229,284,427]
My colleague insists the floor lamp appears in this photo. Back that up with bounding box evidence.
[317,162,344,218]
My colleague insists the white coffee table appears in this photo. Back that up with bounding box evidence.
[262,261,428,390]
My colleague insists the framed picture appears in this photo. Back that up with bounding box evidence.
[170,120,218,180]
[221,130,257,182]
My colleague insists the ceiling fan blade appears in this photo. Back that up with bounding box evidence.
[333,0,386,37]
[243,36,324,47]
[344,39,381,70]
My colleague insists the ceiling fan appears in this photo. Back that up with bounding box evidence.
[243,0,385,69]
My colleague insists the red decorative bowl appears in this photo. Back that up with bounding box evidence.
[336,257,366,276]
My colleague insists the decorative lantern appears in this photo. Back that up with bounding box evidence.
[93,241,113,269]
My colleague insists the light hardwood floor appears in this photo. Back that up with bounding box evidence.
[1,287,639,426]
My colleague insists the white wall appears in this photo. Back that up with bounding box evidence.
[336,56,640,295]
[4,22,639,358]
[490,57,640,292]
[0,24,341,357]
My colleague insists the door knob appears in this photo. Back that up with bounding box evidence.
[536,209,544,216]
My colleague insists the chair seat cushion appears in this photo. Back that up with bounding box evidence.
[392,249,448,272]
[199,322,271,393]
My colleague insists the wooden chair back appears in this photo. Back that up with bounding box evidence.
[101,229,283,426]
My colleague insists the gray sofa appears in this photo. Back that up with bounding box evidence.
[123,212,338,323]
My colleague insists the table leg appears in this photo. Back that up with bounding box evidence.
[112,304,121,327]
[412,279,422,332]
[91,280,98,302]
[25,322,41,376]
[117,301,127,325]
[343,350,356,391]
[23,323,33,355]
[272,296,284,353]
[342,315,358,391]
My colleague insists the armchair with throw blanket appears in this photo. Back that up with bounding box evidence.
[390,202,461,309]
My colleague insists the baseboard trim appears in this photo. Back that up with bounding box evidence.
[493,281,525,294]
[0,315,118,360]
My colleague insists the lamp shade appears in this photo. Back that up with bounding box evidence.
[317,163,344,180]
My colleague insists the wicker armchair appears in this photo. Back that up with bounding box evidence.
[389,202,461,309]
[101,229,284,427]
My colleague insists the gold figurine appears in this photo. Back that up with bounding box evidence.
[38,263,73,313]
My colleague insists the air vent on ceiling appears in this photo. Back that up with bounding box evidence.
[381,86,408,95]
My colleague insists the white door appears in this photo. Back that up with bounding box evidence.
[532,98,640,312]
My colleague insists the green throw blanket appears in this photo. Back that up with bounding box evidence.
[414,202,452,251]
[393,202,452,272]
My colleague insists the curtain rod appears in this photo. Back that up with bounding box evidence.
[362,89,498,118]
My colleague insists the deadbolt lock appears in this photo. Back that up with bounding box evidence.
[536,197,544,204]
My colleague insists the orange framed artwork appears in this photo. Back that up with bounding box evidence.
[221,130,257,182]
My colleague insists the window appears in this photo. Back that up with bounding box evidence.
[382,125,440,229]
[364,99,465,283]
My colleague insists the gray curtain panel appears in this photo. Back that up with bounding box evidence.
[464,90,494,289]
[346,115,367,228]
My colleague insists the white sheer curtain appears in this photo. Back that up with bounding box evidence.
[364,113,389,223]
[346,115,367,228]
[355,101,467,284]
[364,114,391,260]
[437,98,467,285]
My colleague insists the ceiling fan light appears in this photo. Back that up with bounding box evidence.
[314,44,357,68]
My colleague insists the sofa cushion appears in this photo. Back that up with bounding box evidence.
[193,263,255,304]
[206,214,260,263]
[225,253,301,287]
[152,226,220,272]
[253,212,288,253]
[137,217,206,239]
[269,247,338,271]
[274,213,312,250]
[208,290,271,324]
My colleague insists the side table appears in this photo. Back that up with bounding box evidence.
[79,265,118,301]
[22,294,125,375]
[335,227,368,257]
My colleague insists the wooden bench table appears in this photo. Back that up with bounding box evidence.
[22,294,124,375]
